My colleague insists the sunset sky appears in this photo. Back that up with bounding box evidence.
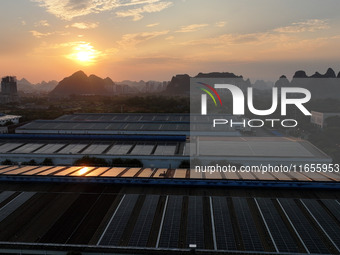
[1,0,340,83]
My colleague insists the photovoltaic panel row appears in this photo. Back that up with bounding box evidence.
[0,143,23,153]
[130,144,155,155]
[186,196,204,249]
[256,198,298,253]
[53,166,82,176]
[0,166,20,174]
[85,167,110,177]
[70,167,95,176]
[22,166,54,175]
[3,166,39,175]
[174,169,187,178]
[33,143,66,154]
[232,197,263,252]
[11,143,44,153]
[301,199,340,252]
[37,166,66,175]
[0,191,15,204]
[80,144,109,155]
[57,144,87,154]
[211,197,237,250]
[100,168,126,177]
[99,194,139,246]
[278,198,329,254]
[106,143,133,155]
[138,168,154,178]
[0,192,36,222]
[153,145,177,156]
[128,195,159,247]
[121,168,140,177]
[158,196,182,248]
[320,199,340,220]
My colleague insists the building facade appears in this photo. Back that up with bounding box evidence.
[0,76,19,103]
[311,111,340,129]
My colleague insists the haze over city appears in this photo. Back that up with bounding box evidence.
[1,0,340,83]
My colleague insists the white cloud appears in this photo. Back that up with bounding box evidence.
[30,30,53,38]
[118,30,169,48]
[274,19,329,33]
[147,22,160,27]
[32,0,172,20]
[176,23,208,33]
[116,1,172,21]
[215,21,226,28]
[68,22,99,29]
[35,19,50,27]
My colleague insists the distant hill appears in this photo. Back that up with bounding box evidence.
[165,72,250,94]
[17,78,58,93]
[50,71,117,97]
[275,68,340,99]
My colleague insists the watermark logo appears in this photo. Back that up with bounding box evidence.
[200,84,311,116]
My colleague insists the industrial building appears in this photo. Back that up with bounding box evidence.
[0,114,21,126]
[311,111,340,129]
[0,76,19,103]
[0,113,338,255]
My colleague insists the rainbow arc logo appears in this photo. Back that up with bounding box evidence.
[197,82,222,106]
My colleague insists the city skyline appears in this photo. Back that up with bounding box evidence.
[1,0,340,83]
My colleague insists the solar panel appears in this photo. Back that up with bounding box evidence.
[106,143,133,155]
[121,168,140,177]
[0,166,20,174]
[174,169,187,178]
[301,199,340,252]
[278,198,329,254]
[158,196,182,248]
[3,166,39,175]
[128,195,159,247]
[321,199,340,220]
[256,198,298,253]
[37,166,66,175]
[212,197,237,250]
[0,191,15,204]
[33,143,66,154]
[130,144,154,155]
[81,144,110,155]
[21,166,54,175]
[57,144,87,154]
[85,167,110,177]
[99,194,139,246]
[0,192,36,222]
[153,144,177,155]
[232,197,263,252]
[137,168,154,178]
[70,167,95,176]
[100,168,126,177]
[0,143,23,153]
[53,166,82,176]
[11,143,45,153]
[186,196,205,249]
[190,170,202,179]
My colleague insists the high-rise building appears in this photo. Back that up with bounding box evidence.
[0,76,19,103]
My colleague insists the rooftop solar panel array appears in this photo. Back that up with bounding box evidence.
[158,196,182,248]
[232,197,263,252]
[0,191,15,204]
[85,167,109,177]
[57,144,87,154]
[130,144,155,155]
[100,168,125,177]
[0,143,23,153]
[186,196,205,249]
[37,166,66,176]
[3,166,39,175]
[106,143,133,155]
[301,199,340,252]
[256,198,299,253]
[278,198,329,254]
[0,192,36,222]
[153,144,177,156]
[320,199,340,221]
[99,194,139,246]
[211,197,237,250]
[33,143,66,154]
[81,144,110,155]
[128,195,159,247]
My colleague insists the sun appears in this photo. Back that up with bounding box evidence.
[67,42,102,65]
[76,50,93,62]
